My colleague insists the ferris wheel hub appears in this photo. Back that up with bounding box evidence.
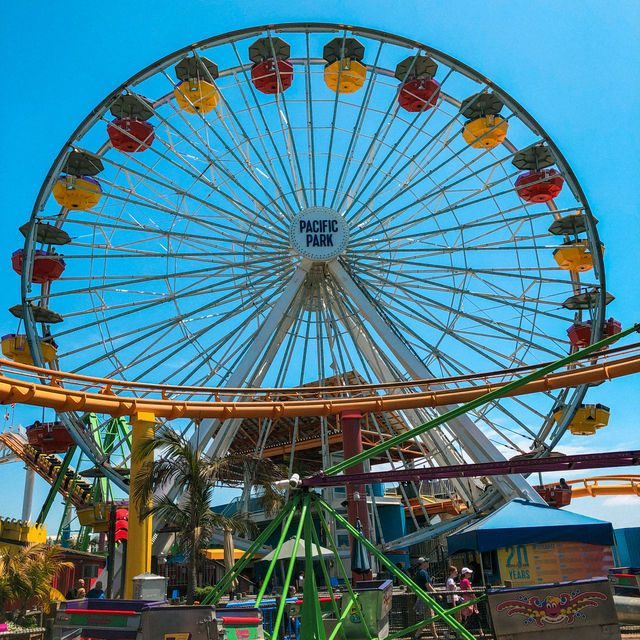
[288,206,350,261]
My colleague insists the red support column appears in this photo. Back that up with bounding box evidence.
[341,409,372,584]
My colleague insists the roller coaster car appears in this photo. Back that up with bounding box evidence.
[26,421,75,453]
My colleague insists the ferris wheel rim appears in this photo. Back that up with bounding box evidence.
[19,22,606,500]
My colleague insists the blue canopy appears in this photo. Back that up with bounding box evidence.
[447,499,614,554]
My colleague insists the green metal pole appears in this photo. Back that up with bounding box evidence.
[327,595,357,640]
[300,507,326,640]
[316,495,475,640]
[255,496,300,606]
[204,496,300,604]
[326,324,639,476]
[386,597,485,640]
[314,497,373,640]
[309,520,347,640]
[36,445,77,525]
[271,494,310,640]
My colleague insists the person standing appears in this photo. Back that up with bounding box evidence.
[413,557,439,640]
[87,581,105,599]
[459,568,484,637]
[445,567,461,622]
[66,579,85,600]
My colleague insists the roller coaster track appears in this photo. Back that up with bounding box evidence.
[0,431,92,508]
[564,475,640,498]
[1,340,640,420]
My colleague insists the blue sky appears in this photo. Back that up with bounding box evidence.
[0,1,639,534]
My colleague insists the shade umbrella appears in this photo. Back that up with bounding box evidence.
[223,528,238,593]
[262,537,333,562]
[351,519,371,574]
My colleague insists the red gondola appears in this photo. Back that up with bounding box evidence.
[515,168,564,203]
[107,118,155,152]
[567,317,622,349]
[26,421,75,453]
[11,249,66,284]
[251,59,294,94]
[398,78,440,112]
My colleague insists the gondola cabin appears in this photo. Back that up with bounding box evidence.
[107,118,155,152]
[567,317,622,350]
[398,78,440,112]
[1,333,57,365]
[462,115,508,149]
[515,168,564,202]
[53,176,102,210]
[26,421,75,454]
[553,240,602,273]
[553,403,610,436]
[11,249,66,283]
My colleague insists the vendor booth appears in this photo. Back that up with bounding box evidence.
[447,499,615,587]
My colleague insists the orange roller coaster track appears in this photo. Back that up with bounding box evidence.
[1,342,640,419]
[566,475,640,498]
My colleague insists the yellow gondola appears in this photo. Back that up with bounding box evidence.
[462,115,509,149]
[1,334,57,365]
[174,80,219,114]
[53,176,102,210]
[553,403,610,436]
[323,59,367,94]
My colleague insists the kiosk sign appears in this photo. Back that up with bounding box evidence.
[289,207,349,261]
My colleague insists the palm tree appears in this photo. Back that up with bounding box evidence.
[131,426,286,604]
[0,543,72,622]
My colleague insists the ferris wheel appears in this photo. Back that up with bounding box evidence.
[15,23,608,532]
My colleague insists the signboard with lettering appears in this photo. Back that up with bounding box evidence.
[497,541,614,587]
[289,207,349,260]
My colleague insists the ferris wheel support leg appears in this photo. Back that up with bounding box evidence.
[328,259,542,503]
[204,262,311,458]
[125,411,156,599]
[22,466,35,522]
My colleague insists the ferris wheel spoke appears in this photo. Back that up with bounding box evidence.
[351,162,523,246]
[352,253,591,291]
[206,45,306,214]
[350,110,520,230]
[349,134,522,238]
[337,58,456,217]
[97,157,287,244]
[261,32,311,209]
[353,256,576,318]
[376,171,551,243]
[68,266,287,377]
[304,33,318,205]
[54,264,288,351]
[351,206,580,252]
[158,71,293,222]
[227,51,302,214]
[39,255,285,307]
[327,40,384,210]
[352,264,564,360]
[146,86,280,214]
[95,144,287,237]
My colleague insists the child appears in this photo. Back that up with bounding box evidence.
[459,567,483,637]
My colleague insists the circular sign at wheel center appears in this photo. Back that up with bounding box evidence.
[289,206,350,261]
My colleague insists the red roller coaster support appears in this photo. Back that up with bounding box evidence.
[341,409,372,583]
